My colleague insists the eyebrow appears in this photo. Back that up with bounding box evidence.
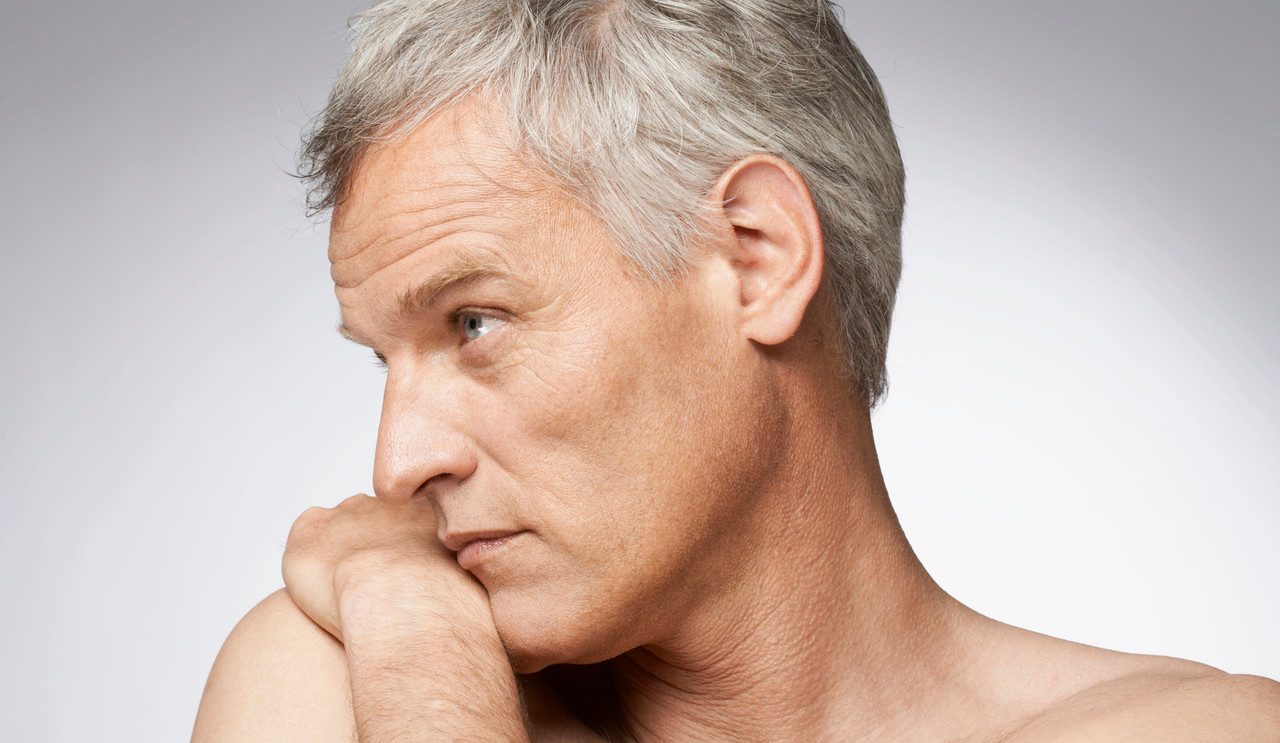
[336,254,517,347]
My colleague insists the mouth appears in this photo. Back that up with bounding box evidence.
[455,531,526,570]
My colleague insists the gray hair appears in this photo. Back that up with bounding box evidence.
[297,0,905,409]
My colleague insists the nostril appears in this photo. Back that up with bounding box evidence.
[412,472,452,501]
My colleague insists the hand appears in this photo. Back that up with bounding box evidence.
[281,493,488,644]
[282,495,530,742]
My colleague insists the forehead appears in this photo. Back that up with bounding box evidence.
[327,98,556,291]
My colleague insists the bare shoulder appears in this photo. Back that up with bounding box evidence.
[1003,662,1280,742]
[191,588,357,742]
[191,588,605,743]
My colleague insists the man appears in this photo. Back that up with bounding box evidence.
[192,1,1280,740]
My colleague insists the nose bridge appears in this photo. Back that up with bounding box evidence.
[373,368,477,505]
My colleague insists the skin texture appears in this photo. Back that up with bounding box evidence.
[279,493,529,740]
[192,95,1280,741]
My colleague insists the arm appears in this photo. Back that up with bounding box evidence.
[190,587,532,743]
[279,494,533,742]
[336,577,530,742]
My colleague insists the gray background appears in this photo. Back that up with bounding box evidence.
[1,2,1276,740]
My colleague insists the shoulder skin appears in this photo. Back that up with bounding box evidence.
[1002,667,1280,742]
[190,588,604,743]
[191,588,357,743]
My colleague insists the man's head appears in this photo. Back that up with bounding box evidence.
[302,0,904,673]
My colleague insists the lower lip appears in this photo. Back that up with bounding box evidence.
[457,532,524,570]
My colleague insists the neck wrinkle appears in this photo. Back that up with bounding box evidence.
[605,384,971,743]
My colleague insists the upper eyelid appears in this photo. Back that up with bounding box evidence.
[370,309,504,370]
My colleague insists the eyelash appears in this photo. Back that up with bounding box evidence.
[369,309,503,371]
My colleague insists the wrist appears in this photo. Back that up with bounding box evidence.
[334,548,489,625]
[336,580,529,742]
[337,574,494,648]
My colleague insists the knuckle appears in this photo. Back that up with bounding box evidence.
[285,505,328,548]
[336,493,373,510]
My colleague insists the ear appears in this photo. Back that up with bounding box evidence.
[707,154,825,347]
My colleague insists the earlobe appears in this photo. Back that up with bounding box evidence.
[711,154,825,348]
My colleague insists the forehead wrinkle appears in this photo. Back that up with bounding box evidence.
[332,214,478,290]
[329,176,506,262]
[330,188,518,290]
[345,221,494,292]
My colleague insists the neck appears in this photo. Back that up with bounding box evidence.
[605,377,976,742]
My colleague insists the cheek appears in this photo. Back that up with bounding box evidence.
[471,289,707,547]
[518,288,750,553]
[473,289,769,661]
[451,297,647,560]
[493,312,664,531]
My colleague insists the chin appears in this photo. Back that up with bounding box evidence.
[489,589,617,674]
[498,625,578,675]
[489,592,574,673]
[509,650,553,675]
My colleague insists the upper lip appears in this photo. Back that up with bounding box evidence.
[441,529,523,552]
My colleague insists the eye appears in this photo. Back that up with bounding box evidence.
[367,311,506,373]
[452,310,506,345]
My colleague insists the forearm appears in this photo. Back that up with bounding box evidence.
[339,584,530,742]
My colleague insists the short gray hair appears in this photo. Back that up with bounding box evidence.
[297,0,905,408]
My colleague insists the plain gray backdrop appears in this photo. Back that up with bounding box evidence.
[1,2,1276,740]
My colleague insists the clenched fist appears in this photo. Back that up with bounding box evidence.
[281,493,491,645]
[279,494,529,741]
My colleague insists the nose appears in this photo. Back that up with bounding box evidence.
[372,369,478,506]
